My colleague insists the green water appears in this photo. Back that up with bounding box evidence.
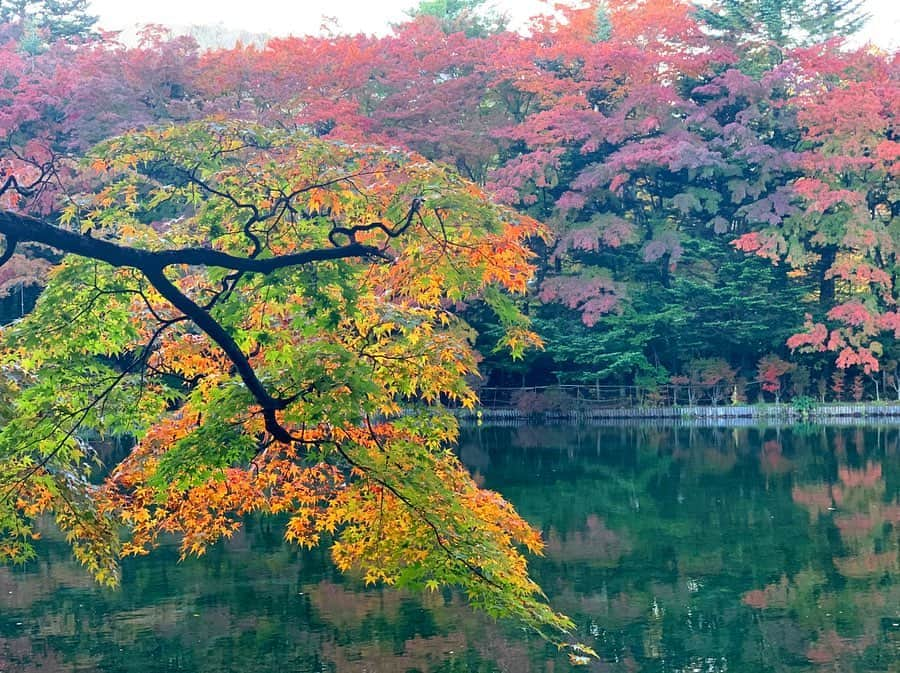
[2,423,900,672]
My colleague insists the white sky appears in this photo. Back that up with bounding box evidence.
[87,0,544,36]
[88,0,899,49]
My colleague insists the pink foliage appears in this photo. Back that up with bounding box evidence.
[826,302,876,329]
[875,139,900,164]
[538,276,623,326]
[732,232,761,252]
[826,330,846,351]
[786,316,828,352]
[642,231,683,267]
[600,217,638,247]
[608,173,629,193]
[552,216,638,260]
[731,231,784,262]
[878,312,900,337]
[825,261,892,289]
[488,149,563,205]
[793,177,863,212]
[569,227,605,253]
[842,226,883,251]
[757,355,794,394]
[835,347,879,373]
[0,253,51,296]
[689,358,735,386]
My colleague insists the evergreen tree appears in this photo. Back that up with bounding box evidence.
[695,0,868,47]
[406,0,506,37]
[0,0,97,41]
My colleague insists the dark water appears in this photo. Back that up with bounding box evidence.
[2,423,900,672]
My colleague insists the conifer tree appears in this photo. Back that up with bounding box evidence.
[695,0,868,47]
[406,0,506,36]
[0,0,97,41]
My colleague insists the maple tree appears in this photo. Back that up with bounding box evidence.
[0,119,597,643]
[472,0,815,387]
[738,46,899,377]
[685,357,736,405]
[756,354,795,402]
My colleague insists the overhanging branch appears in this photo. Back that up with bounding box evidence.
[0,207,400,443]
[0,210,383,274]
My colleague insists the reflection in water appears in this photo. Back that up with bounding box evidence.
[2,424,900,672]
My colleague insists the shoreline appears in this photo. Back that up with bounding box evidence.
[456,403,900,423]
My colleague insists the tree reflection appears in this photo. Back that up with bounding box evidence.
[471,423,900,671]
[2,423,900,671]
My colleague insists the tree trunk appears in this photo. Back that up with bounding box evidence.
[818,245,838,307]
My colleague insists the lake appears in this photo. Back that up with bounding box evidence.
[2,423,899,672]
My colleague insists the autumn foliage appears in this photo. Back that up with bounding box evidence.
[0,115,574,638]
[0,0,896,647]
[0,2,896,396]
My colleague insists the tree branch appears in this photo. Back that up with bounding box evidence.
[0,210,383,274]
[0,235,17,267]
[0,198,413,445]
[140,266,287,413]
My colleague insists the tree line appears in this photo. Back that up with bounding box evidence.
[0,0,894,647]
[1,0,895,405]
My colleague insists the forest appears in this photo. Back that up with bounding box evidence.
[0,0,897,652]
[1,0,897,408]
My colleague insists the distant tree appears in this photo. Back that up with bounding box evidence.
[831,370,846,401]
[406,0,506,36]
[851,374,865,401]
[745,48,898,376]
[688,358,736,405]
[695,0,869,47]
[0,0,97,41]
[757,354,795,402]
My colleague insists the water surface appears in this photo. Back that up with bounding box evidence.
[2,424,900,672]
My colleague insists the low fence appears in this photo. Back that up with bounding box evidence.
[459,403,900,422]
[474,383,790,409]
